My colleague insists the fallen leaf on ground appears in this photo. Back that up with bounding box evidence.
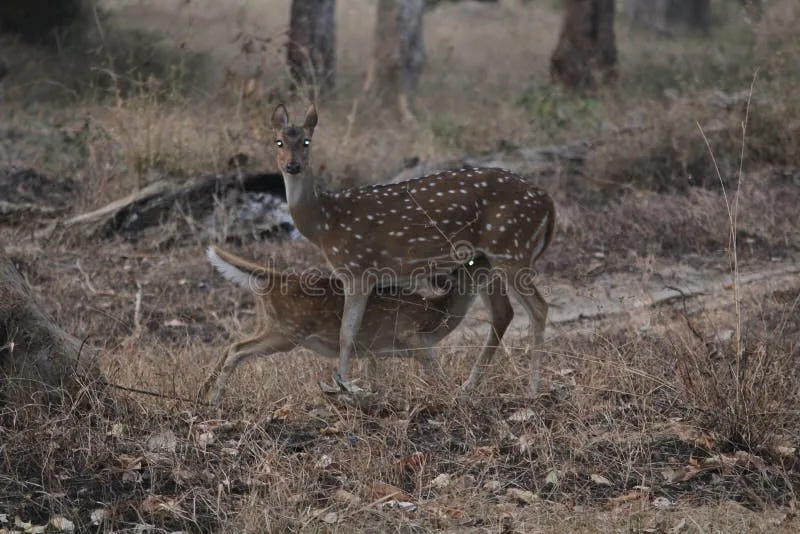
[394,451,433,470]
[140,495,182,516]
[507,408,537,422]
[272,405,293,419]
[146,430,177,453]
[196,431,215,448]
[431,473,453,489]
[661,465,702,483]
[48,516,74,532]
[607,490,647,506]
[506,488,538,505]
[117,454,143,470]
[590,474,612,486]
[331,489,360,506]
[366,482,413,503]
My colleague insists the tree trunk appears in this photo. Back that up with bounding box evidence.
[364,0,426,121]
[0,248,103,405]
[627,0,711,36]
[287,0,336,98]
[550,0,618,92]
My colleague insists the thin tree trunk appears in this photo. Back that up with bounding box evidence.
[0,248,103,405]
[364,0,426,121]
[551,0,618,92]
[287,0,336,97]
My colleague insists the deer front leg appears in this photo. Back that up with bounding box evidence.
[335,286,371,393]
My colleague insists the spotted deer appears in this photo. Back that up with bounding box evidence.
[271,103,555,396]
[200,246,508,404]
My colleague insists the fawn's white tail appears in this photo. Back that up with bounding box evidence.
[207,246,255,288]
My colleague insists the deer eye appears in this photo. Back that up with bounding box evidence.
[303,139,311,146]
[275,140,283,147]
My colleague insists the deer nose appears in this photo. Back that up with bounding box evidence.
[285,161,302,174]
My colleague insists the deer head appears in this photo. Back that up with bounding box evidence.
[271,103,318,176]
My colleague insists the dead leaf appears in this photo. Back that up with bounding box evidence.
[394,451,433,471]
[704,451,763,469]
[331,489,360,506]
[590,474,612,486]
[89,508,109,526]
[107,423,125,438]
[660,465,701,483]
[163,318,188,328]
[426,506,463,521]
[272,405,293,419]
[48,516,74,532]
[366,482,412,503]
[506,488,538,505]
[117,454,143,470]
[607,490,647,506]
[320,511,338,524]
[431,473,453,489]
[507,408,537,423]
[146,430,177,453]
[652,497,675,510]
[314,454,334,470]
[773,444,797,457]
[320,424,342,435]
[196,420,235,434]
[196,431,215,449]
[140,495,182,517]
[466,445,498,464]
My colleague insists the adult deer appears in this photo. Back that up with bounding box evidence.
[271,103,555,396]
[201,246,507,404]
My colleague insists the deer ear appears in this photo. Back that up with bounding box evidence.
[271,104,289,131]
[303,104,318,131]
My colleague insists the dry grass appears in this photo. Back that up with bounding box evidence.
[2,0,800,531]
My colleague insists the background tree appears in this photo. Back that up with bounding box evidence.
[364,0,426,121]
[0,0,88,44]
[550,0,618,92]
[287,0,337,97]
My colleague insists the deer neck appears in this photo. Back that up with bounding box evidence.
[282,169,325,243]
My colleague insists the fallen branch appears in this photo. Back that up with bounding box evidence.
[38,170,285,240]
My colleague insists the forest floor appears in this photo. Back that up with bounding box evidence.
[1,0,800,532]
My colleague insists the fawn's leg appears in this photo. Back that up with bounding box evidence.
[203,333,293,405]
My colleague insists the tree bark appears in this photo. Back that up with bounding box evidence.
[364,0,426,121]
[0,248,103,404]
[287,0,337,97]
[551,0,618,92]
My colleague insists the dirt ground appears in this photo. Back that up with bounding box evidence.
[2,0,800,532]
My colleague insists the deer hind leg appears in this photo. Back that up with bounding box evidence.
[336,285,372,393]
[506,275,548,398]
[461,276,514,392]
[202,332,294,405]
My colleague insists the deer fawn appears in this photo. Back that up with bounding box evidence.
[201,245,509,404]
[271,103,555,396]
